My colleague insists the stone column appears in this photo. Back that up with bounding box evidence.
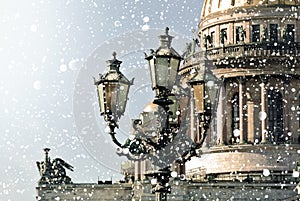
[244,21,250,44]
[227,101,233,144]
[284,77,291,142]
[216,24,220,47]
[238,78,245,143]
[141,160,146,181]
[247,100,254,143]
[228,23,234,45]
[217,87,224,145]
[190,88,195,141]
[260,81,266,143]
[135,161,141,181]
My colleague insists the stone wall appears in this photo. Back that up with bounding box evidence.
[36,183,133,201]
[36,180,299,201]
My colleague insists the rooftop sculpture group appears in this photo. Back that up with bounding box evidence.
[36,148,74,185]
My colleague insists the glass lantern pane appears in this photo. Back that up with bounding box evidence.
[206,83,217,112]
[193,84,204,113]
[105,82,118,114]
[168,58,180,90]
[149,59,157,89]
[156,57,169,88]
[116,82,129,115]
[97,83,105,115]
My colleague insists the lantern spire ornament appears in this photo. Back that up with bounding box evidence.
[106,52,122,71]
[159,27,173,48]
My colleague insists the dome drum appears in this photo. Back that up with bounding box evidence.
[179,0,300,185]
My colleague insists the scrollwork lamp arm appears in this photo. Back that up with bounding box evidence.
[104,114,166,161]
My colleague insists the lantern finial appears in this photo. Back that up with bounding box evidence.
[165,27,169,36]
[112,51,117,60]
[106,51,122,71]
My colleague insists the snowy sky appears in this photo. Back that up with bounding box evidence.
[0,0,202,200]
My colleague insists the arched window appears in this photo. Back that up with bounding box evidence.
[232,93,239,143]
[267,89,283,143]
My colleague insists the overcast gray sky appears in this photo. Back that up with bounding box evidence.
[0,0,203,200]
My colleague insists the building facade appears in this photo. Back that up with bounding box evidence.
[181,0,300,186]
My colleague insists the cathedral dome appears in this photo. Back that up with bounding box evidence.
[143,102,159,113]
[140,102,167,133]
[201,0,299,19]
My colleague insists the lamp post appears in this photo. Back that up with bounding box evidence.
[94,27,218,201]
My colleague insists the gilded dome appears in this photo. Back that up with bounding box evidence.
[143,102,159,113]
[201,0,299,18]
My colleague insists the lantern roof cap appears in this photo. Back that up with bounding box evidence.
[156,27,181,58]
[94,52,134,85]
[145,27,181,60]
[106,52,122,72]
[158,27,173,49]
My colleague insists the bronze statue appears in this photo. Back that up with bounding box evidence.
[191,28,200,54]
[238,26,246,42]
[220,29,227,45]
[182,28,201,59]
[203,34,211,49]
[36,148,73,185]
[262,27,268,42]
[182,42,192,59]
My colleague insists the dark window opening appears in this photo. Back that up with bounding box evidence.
[210,31,215,47]
[252,25,260,42]
[232,93,239,143]
[284,24,295,44]
[262,27,268,42]
[268,89,283,143]
[235,27,240,44]
[270,24,278,42]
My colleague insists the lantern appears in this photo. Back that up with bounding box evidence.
[189,60,219,117]
[94,52,134,122]
[145,27,182,97]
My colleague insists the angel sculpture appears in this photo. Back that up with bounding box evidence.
[51,158,74,184]
[36,148,73,185]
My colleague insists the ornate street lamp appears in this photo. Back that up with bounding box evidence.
[94,52,134,147]
[94,28,216,201]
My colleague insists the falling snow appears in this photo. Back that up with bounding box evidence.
[0,0,200,200]
[2,0,299,200]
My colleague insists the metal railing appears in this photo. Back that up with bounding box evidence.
[206,42,300,61]
[181,42,300,67]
